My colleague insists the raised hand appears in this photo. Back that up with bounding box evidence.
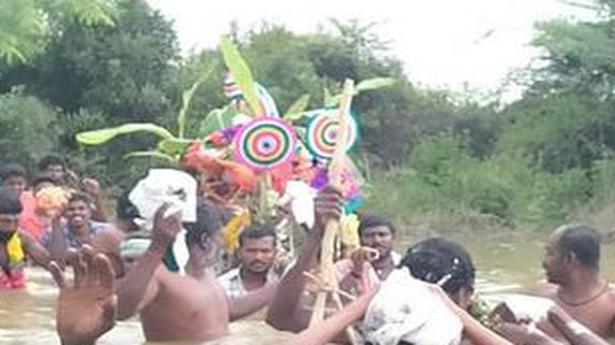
[313,186,344,236]
[356,262,380,301]
[82,178,102,197]
[150,203,182,252]
[51,245,116,345]
[350,247,380,265]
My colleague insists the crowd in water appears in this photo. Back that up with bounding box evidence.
[0,155,614,345]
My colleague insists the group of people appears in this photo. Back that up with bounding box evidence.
[1,156,614,345]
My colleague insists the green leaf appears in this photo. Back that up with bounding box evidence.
[284,94,311,120]
[219,36,262,116]
[324,87,333,107]
[329,78,396,105]
[157,138,193,156]
[356,77,396,92]
[124,151,178,163]
[177,79,203,138]
[76,123,174,145]
[199,106,237,136]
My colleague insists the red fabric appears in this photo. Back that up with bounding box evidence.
[182,140,256,190]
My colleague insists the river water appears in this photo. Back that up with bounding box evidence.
[1,229,614,344]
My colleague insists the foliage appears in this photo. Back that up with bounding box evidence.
[0,0,116,64]
[0,90,59,169]
[6,2,615,230]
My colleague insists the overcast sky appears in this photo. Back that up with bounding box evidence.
[147,0,593,99]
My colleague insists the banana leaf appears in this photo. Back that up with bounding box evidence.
[284,94,311,120]
[157,138,193,156]
[199,106,237,137]
[76,123,175,145]
[219,36,262,117]
[328,78,396,105]
[124,151,177,163]
[177,79,203,139]
[323,87,333,107]
[356,77,396,91]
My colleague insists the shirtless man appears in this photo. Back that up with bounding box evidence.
[43,193,109,261]
[114,199,276,342]
[534,224,615,342]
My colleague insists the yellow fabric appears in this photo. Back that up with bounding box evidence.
[6,232,25,264]
[340,213,360,250]
[224,211,252,253]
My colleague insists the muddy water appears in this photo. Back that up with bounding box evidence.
[2,229,614,344]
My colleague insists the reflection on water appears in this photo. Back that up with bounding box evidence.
[2,229,614,344]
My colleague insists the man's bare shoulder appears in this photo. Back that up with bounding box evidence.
[605,283,615,304]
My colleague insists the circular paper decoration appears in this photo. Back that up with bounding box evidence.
[234,118,296,171]
[224,72,279,117]
[305,110,358,159]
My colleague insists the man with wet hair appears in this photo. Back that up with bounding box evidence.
[38,155,67,185]
[218,223,278,299]
[534,224,615,342]
[0,164,28,196]
[357,213,401,280]
[37,155,109,222]
[112,199,275,342]
[43,192,109,261]
[1,164,49,242]
[114,191,141,234]
[0,187,50,288]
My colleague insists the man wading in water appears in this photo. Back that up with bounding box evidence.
[534,224,615,343]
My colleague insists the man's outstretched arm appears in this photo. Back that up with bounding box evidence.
[547,307,610,345]
[290,262,379,345]
[115,204,181,320]
[266,187,343,332]
[227,279,279,321]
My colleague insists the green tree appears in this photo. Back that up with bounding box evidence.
[1,0,179,122]
[0,89,59,169]
[0,0,116,64]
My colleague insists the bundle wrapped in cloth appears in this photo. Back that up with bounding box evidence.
[129,169,197,229]
[361,267,463,345]
[128,169,197,274]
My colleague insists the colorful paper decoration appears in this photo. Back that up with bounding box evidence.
[234,117,296,171]
[305,109,358,159]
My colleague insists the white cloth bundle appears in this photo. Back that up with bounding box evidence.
[278,180,317,228]
[129,169,196,274]
[362,267,463,345]
[129,169,197,229]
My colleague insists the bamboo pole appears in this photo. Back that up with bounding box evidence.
[308,80,358,345]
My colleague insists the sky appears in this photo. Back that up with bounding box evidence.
[147,0,594,101]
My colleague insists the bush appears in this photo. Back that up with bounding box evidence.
[366,133,596,230]
[0,90,59,171]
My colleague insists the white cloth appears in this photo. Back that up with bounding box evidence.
[120,238,151,259]
[129,169,196,275]
[362,267,463,345]
[278,180,316,228]
[129,169,197,230]
[391,251,402,266]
